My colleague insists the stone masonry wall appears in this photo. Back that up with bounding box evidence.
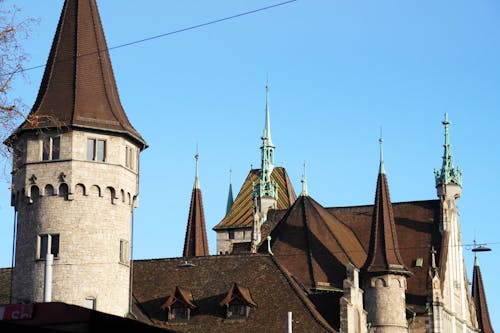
[11,129,140,317]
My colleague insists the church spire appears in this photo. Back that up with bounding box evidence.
[226,169,234,214]
[183,153,209,257]
[362,138,410,275]
[10,0,145,148]
[434,113,462,187]
[254,81,277,200]
[261,80,275,180]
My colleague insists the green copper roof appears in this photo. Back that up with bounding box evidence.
[255,81,277,200]
[434,113,462,187]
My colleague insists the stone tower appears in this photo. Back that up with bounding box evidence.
[431,113,478,332]
[6,0,146,317]
[361,138,412,333]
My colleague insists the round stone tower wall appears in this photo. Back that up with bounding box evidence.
[11,129,141,317]
[363,274,408,333]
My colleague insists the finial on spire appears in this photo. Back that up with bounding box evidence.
[379,129,385,174]
[434,113,462,187]
[194,147,200,189]
[301,162,308,196]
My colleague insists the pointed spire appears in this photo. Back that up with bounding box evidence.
[254,80,277,200]
[300,162,308,196]
[226,169,234,214]
[183,154,209,257]
[362,139,410,275]
[11,0,145,147]
[472,259,494,333]
[263,80,273,146]
[434,113,462,187]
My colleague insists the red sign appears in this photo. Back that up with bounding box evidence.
[0,304,34,320]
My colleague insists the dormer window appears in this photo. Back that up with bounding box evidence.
[160,286,197,322]
[220,283,256,319]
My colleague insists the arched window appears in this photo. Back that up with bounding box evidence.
[59,183,69,199]
[44,184,55,196]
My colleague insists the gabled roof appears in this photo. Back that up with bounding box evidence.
[361,170,410,275]
[10,0,145,147]
[161,286,197,310]
[183,188,209,257]
[132,255,336,332]
[262,195,366,290]
[213,167,296,230]
[472,259,494,333]
[328,200,442,313]
[219,283,256,307]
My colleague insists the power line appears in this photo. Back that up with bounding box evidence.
[5,0,298,77]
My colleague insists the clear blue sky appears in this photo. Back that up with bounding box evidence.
[1,1,499,329]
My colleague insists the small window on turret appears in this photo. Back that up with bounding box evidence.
[37,234,60,259]
[42,136,60,161]
[125,146,135,170]
[87,139,106,162]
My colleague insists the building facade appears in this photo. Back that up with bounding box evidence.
[1,0,494,332]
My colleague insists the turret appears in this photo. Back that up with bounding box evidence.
[6,0,145,317]
[361,137,411,333]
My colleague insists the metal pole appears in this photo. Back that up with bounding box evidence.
[287,311,292,333]
[44,254,53,302]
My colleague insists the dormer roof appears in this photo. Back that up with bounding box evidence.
[220,283,257,307]
[161,286,197,310]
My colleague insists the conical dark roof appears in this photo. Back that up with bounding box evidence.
[12,0,145,147]
[472,260,494,333]
[183,187,209,257]
[362,170,410,275]
[265,195,366,289]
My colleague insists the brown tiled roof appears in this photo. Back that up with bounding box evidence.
[328,200,442,313]
[472,261,495,333]
[361,171,410,275]
[183,188,209,257]
[132,255,336,332]
[213,167,296,230]
[0,268,11,305]
[11,0,145,147]
[262,195,366,290]
[219,283,256,307]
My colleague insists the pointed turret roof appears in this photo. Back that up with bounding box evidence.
[472,258,494,333]
[264,195,366,289]
[183,154,209,257]
[362,139,410,275]
[11,0,145,147]
[226,169,234,214]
